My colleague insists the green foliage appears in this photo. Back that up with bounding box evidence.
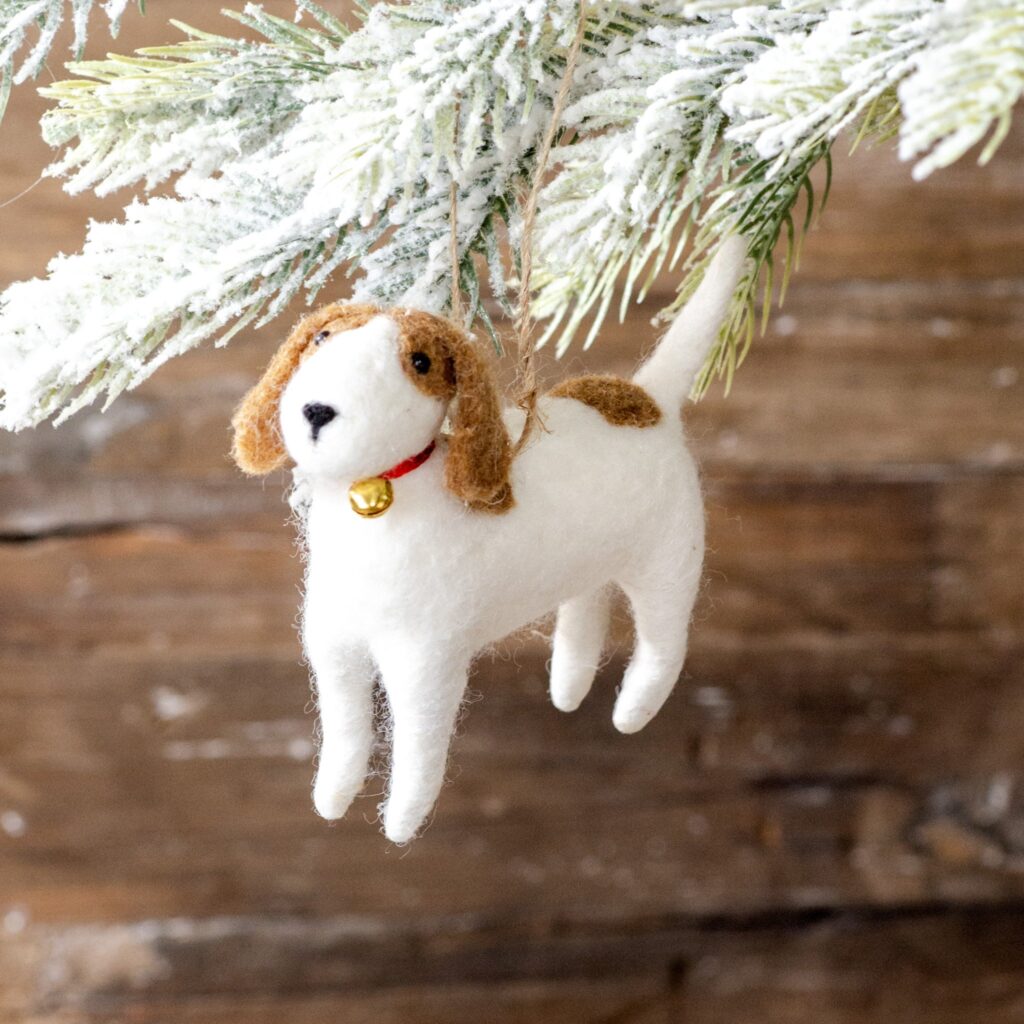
[0,1,1022,428]
[0,0,140,122]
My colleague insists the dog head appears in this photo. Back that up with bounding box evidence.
[231,304,513,512]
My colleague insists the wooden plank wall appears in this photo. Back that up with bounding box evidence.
[2,4,1023,1021]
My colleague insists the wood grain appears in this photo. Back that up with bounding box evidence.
[0,2,1022,1021]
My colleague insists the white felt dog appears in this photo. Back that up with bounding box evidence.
[232,237,747,842]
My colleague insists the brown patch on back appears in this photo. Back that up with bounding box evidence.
[548,374,661,428]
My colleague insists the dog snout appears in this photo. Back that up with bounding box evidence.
[302,402,337,440]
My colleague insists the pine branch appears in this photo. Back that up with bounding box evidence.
[0,0,138,121]
[0,0,596,426]
[536,0,1024,391]
[899,0,1024,179]
[41,5,347,195]
[0,0,1022,430]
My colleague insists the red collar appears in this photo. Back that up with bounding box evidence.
[379,440,436,481]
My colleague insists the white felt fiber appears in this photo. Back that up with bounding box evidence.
[282,237,748,842]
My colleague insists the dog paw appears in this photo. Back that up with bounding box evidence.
[549,666,593,713]
[611,697,656,735]
[312,775,359,821]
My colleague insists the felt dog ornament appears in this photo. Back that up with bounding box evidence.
[232,237,747,842]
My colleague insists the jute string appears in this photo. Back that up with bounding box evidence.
[448,2,586,454]
[449,94,465,326]
[449,176,463,325]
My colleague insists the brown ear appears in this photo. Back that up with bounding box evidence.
[231,303,379,475]
[442,327,514,513]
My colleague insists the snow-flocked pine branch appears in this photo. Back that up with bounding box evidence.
[0,0,138,121]
[0,0,1022,430]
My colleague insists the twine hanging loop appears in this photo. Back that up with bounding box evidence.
[447,4,586,453]
[511,1,586,453]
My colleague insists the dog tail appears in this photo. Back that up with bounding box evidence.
[633,234,749,409]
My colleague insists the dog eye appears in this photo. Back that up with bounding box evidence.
[313,330,330,346]
[410,351,431,375]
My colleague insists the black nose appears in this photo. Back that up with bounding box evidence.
[302,402,337,439]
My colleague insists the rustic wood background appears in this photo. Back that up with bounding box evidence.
[2,4,1023,1022]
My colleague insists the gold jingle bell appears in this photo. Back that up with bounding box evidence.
[349,476,394,518]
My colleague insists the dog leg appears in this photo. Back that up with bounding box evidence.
[378,645,471,843]
[308,640,376,821]
[549,586,611,712]
[614,563,701,734]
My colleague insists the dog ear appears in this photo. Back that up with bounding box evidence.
[231,303,378,475]
[443,327,514,513]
